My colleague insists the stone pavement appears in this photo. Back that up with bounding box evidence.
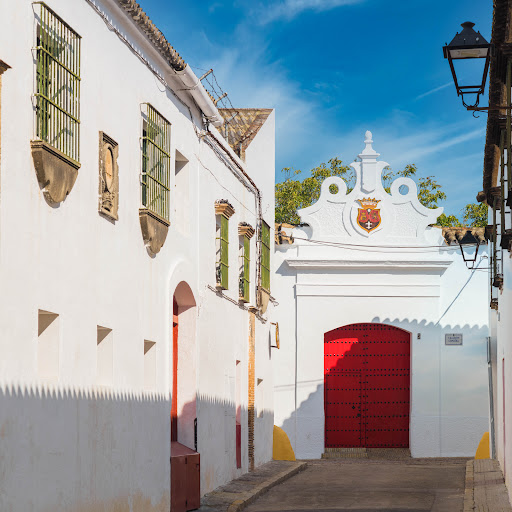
[199,457,512,512]
[199,460,307,512]
[244,458,468,511]
[464,459,512,512]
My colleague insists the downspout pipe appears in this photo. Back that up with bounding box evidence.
[488,336,496,458]
[202,126,265,310]
[176,65,224,127]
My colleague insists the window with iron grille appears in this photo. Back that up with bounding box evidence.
[216,215,229,289]
[34,2,81,163]
[239,235,250,302]
[260,221,270,292]
[141,104,171,221]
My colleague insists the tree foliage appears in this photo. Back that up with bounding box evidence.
[275,158,353,225]
[461,202,487,227]
[275,157,486,228]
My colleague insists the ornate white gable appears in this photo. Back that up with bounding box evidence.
[298,131,443,246]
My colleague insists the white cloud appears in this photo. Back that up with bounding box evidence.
[393,127,485,163]
[256,0,365,24]
[183,12,485,214]
[414,82,453,101]
[187,28,322,173]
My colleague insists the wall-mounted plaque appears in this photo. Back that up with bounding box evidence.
[98,131,119,220]
[445,333,463,346]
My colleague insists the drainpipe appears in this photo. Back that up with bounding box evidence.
[175,65,224,127]
[488,336,496,458]
[202,126,265,311]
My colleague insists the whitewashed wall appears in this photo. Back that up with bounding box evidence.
[0,1,275,510]
[273,134,489,459]
[492,240,512,494]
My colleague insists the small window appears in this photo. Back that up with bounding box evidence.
[215,201,235,289]
[257,378,264,418]
[239,235,250,302]
[216,215,229,289]
[34,3,81,163]
[97,326,113,387]
[174,150,189,233]
[260,221,271,292]
[141,104,171,221]
[38,309,59,382]
[144,340,156,391]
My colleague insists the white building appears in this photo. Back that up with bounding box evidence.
[0,1,275,510]
[273,132,490,459]
[479,0,512,499]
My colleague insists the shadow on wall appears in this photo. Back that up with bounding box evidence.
[0,384,171,511]
[279,319,489,458]
[0,384,274,510]
[193,392,273,494]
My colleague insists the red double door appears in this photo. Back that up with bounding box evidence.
[324,323,410,448]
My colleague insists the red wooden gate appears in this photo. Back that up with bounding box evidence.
[324,323,410,448]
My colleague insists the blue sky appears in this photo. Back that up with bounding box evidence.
[141,0,491,218]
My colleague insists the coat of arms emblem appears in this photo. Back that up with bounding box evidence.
[356,198,381,232]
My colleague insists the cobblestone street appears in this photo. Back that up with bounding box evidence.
[243,458,468,512]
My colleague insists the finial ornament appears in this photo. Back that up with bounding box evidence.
[359,129,379,159]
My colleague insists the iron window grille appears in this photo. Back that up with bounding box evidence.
[141,104,171,221]
[239,235,250,302]
[33,2,81,163]
[260,221,271,292]
[216,215,229,289]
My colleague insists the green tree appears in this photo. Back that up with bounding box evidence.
[436,214,462,227]
[382,164,447,208]
[275,158,354,224]
[461,202,487,227]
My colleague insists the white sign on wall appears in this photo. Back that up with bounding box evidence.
[445,333,463,346]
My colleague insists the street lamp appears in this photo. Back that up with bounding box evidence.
[443,21,493,109]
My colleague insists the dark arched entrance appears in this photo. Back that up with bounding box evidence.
[324,323,410,448]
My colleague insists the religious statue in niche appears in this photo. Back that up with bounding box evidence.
[98,132,119,220]
[356,198,381,233]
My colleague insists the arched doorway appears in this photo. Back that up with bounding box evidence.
[324,323,410,448]
[171,282,199,512]
[172,281,197,449]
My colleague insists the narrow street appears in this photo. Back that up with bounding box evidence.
[244,458,467,512]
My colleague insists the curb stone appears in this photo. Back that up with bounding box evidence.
[464,459,512,512]
[226,463,307,512]
[464,460,474,512]
[200,461,307,512]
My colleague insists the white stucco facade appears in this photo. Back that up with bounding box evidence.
[0,1,275,510]
[489,168,512,494]
[273,132,489,459]
[492,255,512,488]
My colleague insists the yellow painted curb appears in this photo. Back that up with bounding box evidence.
[475,432,490,459]
[273,425,295,461]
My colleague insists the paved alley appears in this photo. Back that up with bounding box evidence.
[243,458,468,512]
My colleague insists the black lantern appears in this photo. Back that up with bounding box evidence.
[443,22,492,108]
[458,239,481,270]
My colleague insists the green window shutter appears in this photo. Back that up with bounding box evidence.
[35,3,81,163]
[141,104,171,221]
[243,235,250,302]
[220,215,229,289]
[261,222,271,292]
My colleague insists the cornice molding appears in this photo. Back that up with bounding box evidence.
[215,200,235,219]
[285,258,452,273]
